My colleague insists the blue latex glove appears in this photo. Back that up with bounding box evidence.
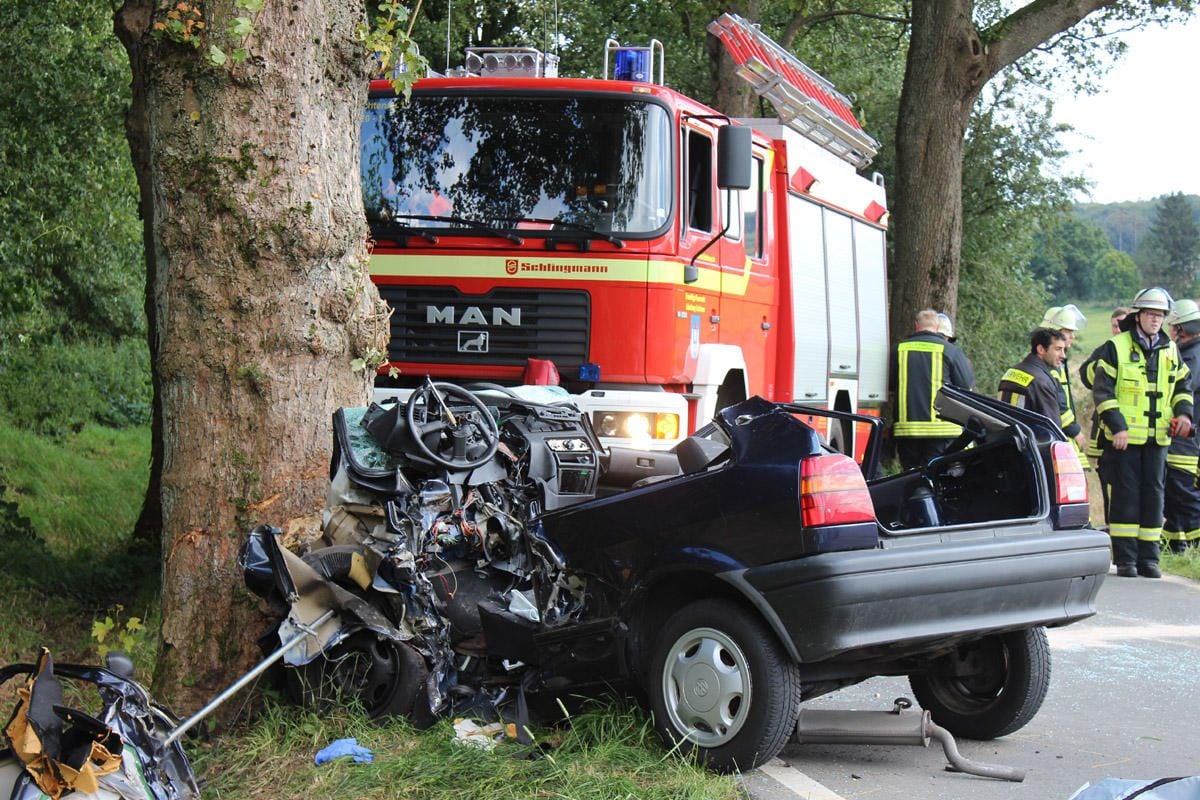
[314,737,374,765]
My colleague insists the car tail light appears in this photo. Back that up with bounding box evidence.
[800,454,875,527]
[1051,441,1088,505]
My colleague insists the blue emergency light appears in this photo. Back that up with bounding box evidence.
[613,48,650,82]
[604,39,663,85]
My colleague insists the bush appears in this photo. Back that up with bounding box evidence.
[0,338,151,435]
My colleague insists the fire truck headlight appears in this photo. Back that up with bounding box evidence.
[592,411,681,441]
[655,413,680,441]
[596,413,621,438]
[624,413,652,440]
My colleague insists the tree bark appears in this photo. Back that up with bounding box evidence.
[115,3,163,553]
[889,0,981,343]
[889,0,1120,346]
[115,0,389,714]
[707,0,760,117]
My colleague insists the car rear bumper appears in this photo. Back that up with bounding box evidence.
[731,526,1111,664]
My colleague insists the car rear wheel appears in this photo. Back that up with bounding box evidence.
[908,626,1050,740]
[648,598,801,773]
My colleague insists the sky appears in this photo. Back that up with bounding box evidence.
[1051,15,1200,205]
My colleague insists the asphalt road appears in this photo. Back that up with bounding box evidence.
[745,566,1200,800]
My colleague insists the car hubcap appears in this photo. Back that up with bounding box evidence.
[662,626,750,747]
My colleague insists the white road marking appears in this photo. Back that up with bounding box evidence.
[760,757,848,799]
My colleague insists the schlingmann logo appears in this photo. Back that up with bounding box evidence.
[513,261,609,274]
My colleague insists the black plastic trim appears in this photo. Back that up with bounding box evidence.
[733,526,1110,664]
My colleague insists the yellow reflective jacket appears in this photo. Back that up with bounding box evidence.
[1092,330,1193,446]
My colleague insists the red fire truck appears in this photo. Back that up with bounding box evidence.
[363,13,889,454]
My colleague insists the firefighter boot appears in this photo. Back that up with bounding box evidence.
[1137,539,1162,579]
[1112,536,1138,577]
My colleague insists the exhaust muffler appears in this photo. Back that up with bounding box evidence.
[794,698,1026,782]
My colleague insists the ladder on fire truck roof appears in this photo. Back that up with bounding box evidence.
[707,13,879,169]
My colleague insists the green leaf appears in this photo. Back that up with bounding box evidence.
[232,48,249,63]
[229,16,254,38]
[208,45,227,66]
[349,357,367,373]
[236,0,265,10]
[91,617,114,643]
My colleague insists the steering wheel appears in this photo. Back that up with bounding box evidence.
[404,382,500,470]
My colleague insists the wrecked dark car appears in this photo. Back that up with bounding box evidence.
[240,381,1110,772]
[0,649,200,800]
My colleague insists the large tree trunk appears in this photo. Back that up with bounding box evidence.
[889,0,1121,346]
[115,0,388,713]
[889,1,984,345]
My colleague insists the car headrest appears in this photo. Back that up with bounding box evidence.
[675,436,730,474]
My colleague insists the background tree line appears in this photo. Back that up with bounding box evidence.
[1030,192,1200,306]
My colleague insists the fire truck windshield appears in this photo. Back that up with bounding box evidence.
[362,92,672,238]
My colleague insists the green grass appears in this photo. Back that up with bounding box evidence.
[194,699,740,800]
[1071,301,1122,357]
[0,423,149,555]
[1162,547,1200,581]
[0,422,155,667]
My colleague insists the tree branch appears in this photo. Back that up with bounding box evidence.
[981,0,1119,81]
[780,7,910,49]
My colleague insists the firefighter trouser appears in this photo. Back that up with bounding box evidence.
[896,437,954,472]
[1106,444,1167,568]
[1095,451,1116,528]
[1164,466,1200,550]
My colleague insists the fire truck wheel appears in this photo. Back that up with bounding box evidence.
[908,626,1050,740]
[648,598,801,773]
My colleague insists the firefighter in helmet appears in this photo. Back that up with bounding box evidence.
[1039,305,1088,456]
[1081,307,1132,526]
[889,309,975,470]
[1164,299,1200,551]
[936,312,956,342]
[1092,288,1194,577]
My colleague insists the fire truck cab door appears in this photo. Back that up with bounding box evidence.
[681,125,722,346]
[717,156,773,399]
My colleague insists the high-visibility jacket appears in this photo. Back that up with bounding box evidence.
[889,331,975,438]
[997,353,1060,422]
[1080,344,1107,457]
[1167,337,1200,474]
[1050,362,1082,438]
[1093,330,1193,446]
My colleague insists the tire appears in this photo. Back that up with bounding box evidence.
[648,598,801,773]
[289,550,428,721]
[287,631,427,721]
[908,626,1051,740]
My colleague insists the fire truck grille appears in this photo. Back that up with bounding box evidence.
[378,286,591,368]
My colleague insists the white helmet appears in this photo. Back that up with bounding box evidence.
[1131,287,1174,313]
[1169,298,1200,326]
[936,312,954,340]
[1041,303,1087,332]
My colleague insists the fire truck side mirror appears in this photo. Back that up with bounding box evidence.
[717,125,752,191]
